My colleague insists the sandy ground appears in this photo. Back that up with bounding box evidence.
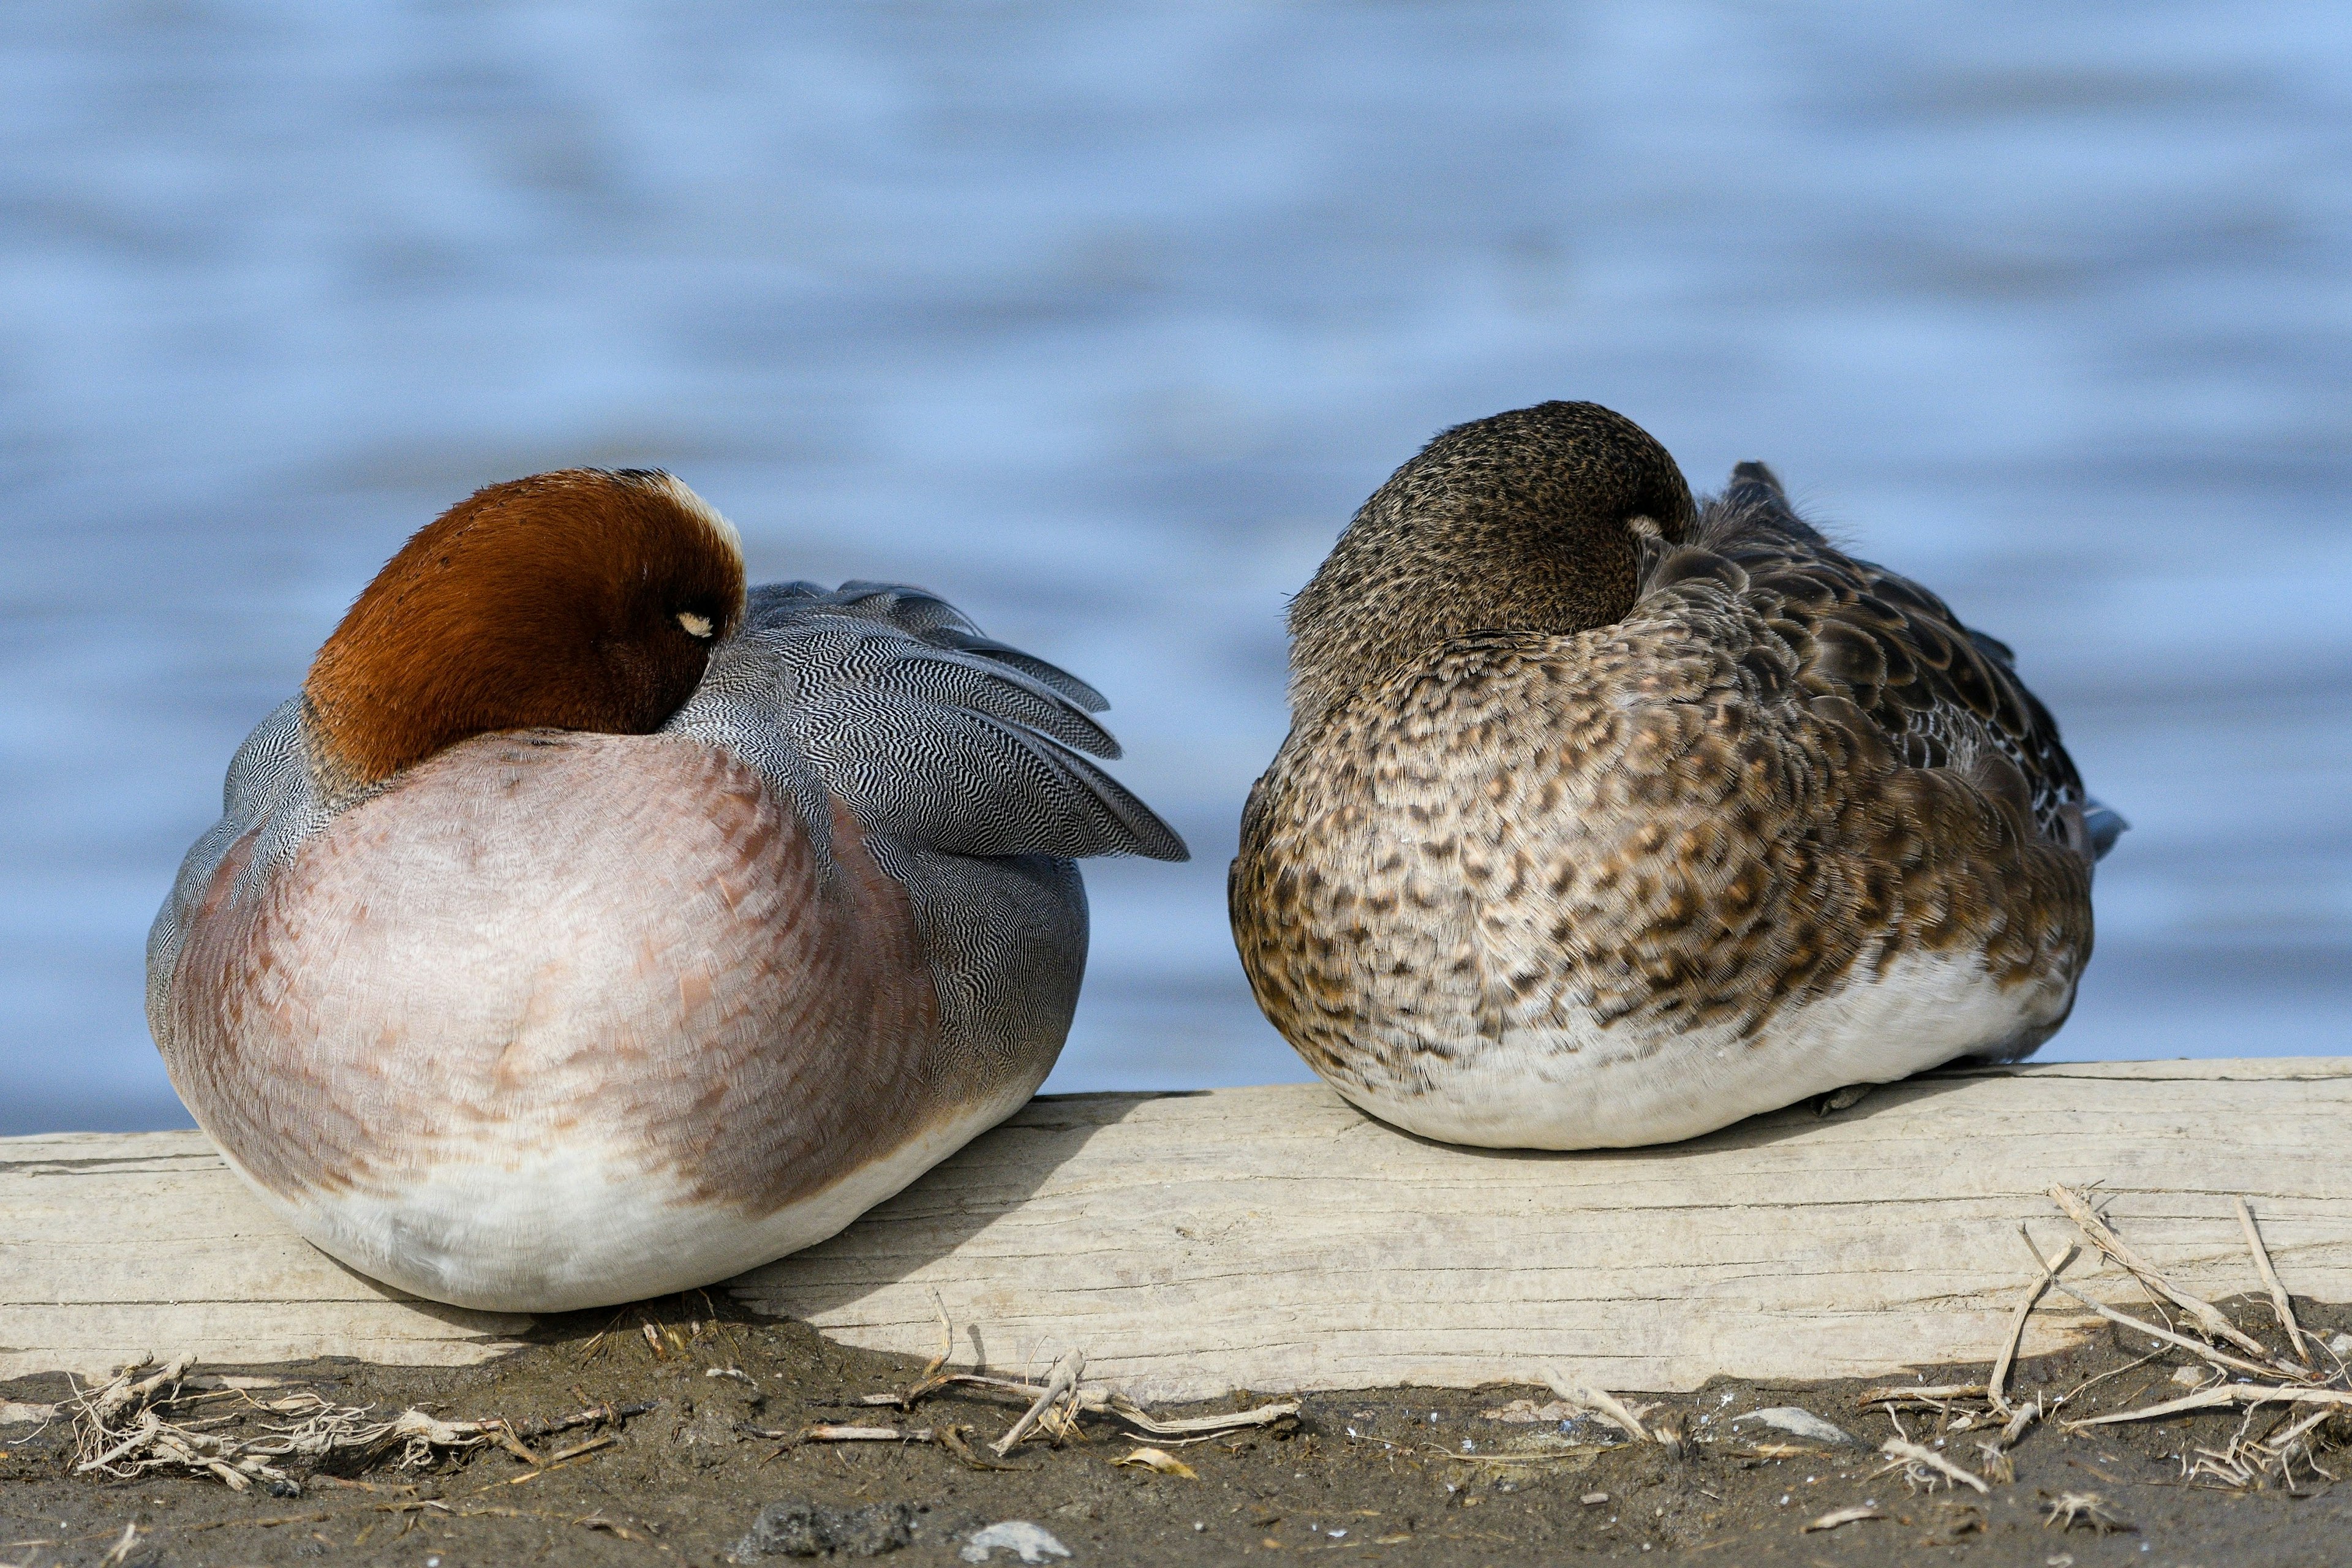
[6,1295,2348,1567]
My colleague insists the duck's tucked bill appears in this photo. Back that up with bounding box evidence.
[149,469,1185,1311]
[1230,401,2118,1151]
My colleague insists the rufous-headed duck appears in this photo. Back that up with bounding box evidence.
[150,469,1185,1310]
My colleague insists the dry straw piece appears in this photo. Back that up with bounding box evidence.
[1112,1446,1200,1479]
[1803,1504,1885,1532]
[812,1302,1297,1461]
[2235,1196,2313,1365]
[2047,1184,2271,1358]
[1539,1368,1656,1442]
[66,1355,496,1492]
[1877,1433,1991,1494]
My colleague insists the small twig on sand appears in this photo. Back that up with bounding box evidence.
[2234,1197,2312,1366]
[847,1301,1294,1452]
[2048,1185,2272,1359]
[1540,1368,1653,1443]
[993,1351,1084,1457]
[543,1432,617,1465]
[799,1424,935,1444]
[489,1427,545,1467]
[1853,1384,1985,1408]
[939,1424,1027,1471]
[1803,1504,1885,1532]
[747,1420,1033,1472]
[858,1292,963,1411]
[861,1366,1297,1444]
[1878,1437,1990,1494]
[1991,1237,2079,1414]
[1999,1398,2041,1449]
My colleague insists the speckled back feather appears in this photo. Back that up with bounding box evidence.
[1231,401,2112,1149]
[1665,461,2092,848]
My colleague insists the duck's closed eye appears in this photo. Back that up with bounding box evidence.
[676,611,715,639]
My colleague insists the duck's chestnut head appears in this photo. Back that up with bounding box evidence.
[304,468,747,786]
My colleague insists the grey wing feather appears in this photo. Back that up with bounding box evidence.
[675,584,1186,862]
[2081,796,2129,862]
[747,581,1109,712]
[146,697,336,1046]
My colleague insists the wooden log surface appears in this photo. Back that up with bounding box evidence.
[0,1133,533,1382]
[6,1060,2349,1398]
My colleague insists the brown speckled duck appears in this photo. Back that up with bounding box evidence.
[149,469,1185,1310]
[1230,401,2122,1149]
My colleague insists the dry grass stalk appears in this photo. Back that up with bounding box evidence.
[850,1303,1298,1454]
[804,1424,934,1443]
[992,1349,1085,1457]
[2036,1272,2283,1382]
[2234,1197,2312,1365]
[751,1418,1038,1473]
[1540,1368,1654,1442]
[866,1366,1297,1444]
[1836,1187,2350,1499]
[1853,1383,1986,1407]
[1876,1436,1989,1494]
[2067,1384,2352,1430]
[2253,1407,2343,1487]
[2170,1398,2323,1493]
[1802,1505,1884,1532]
[2048,1184,2271,1358]
[542,1432,616,1466]
[62,1354,647,1494]
[2019,1191,2347,1469]
[1997,1397,2041,1449]
[489,1428,544,1468]
[1990,1241,2078,1414]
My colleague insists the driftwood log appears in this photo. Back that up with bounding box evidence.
[6,1059,2348,1398]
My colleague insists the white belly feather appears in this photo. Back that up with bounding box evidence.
[222,1084,1030,1313]
[1335,948,2067,1150]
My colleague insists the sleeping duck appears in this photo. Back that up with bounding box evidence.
[149,469,1185,1311]
[1230,401,2120,1150]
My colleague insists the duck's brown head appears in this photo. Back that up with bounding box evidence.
[304,468,748,788]
[1285,401,1695,722]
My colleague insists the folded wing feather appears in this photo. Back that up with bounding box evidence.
[675,582,1186,863]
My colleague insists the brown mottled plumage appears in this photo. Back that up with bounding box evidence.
[1231,402,2110,1150]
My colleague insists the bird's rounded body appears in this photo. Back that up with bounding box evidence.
[1231,404,2108,1150]
[151,473,1182,1310]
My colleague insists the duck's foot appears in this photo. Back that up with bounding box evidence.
[1813,1084,1872,1117]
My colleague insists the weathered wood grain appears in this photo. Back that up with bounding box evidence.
[6,1061,2348,1396]
[733,1060,2352,1398]
[0,1133,530,1381]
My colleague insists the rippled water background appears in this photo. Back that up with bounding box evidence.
[4,3,2348,1134]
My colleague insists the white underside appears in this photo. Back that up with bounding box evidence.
[222,1086,1031,1313]
[1333,948,2068,1150]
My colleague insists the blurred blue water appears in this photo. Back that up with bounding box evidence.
[4,2,2348,1134]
